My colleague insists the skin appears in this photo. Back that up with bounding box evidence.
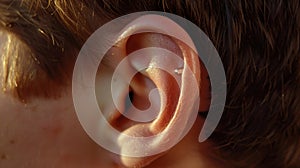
[0,90,221,168]
[0,26,220,168]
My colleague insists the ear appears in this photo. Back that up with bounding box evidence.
[95,14,206,167]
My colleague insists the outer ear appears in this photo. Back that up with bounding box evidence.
[72,14,205,168]
[73,12,226,168]
[98,15,203,167]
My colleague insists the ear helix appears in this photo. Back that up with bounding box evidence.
[72,13,200,158]
[72,12,226,160]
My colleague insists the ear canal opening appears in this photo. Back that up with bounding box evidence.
[127,72,153,111]
[111,72,158,133]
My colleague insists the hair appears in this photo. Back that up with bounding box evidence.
[0,0,299,167]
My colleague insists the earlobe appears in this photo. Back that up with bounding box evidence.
[100,15,202,167]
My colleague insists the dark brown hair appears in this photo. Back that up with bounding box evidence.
[0,0,299,167]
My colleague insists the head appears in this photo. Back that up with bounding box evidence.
[0,0,299,168]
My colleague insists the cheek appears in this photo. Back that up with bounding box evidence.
[0,92,117,167]
[0,93,80,163]
[0,95,65,140]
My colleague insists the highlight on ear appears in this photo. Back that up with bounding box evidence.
[72,11,226,168]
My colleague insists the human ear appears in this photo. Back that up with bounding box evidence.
[72,13,213,167]
[93,14,204,167]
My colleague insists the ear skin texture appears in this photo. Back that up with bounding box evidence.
[109,15,201,168]
[72,12,224,167]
